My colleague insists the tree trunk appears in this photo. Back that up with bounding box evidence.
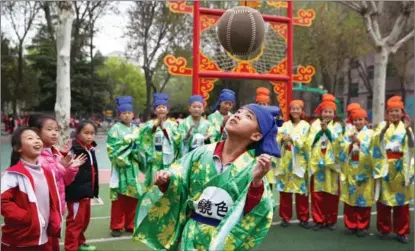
[144,72,153,120]
[89,21,94,116]
[372,47,389,125]
[55,1,74,143]
[14,43,24,114]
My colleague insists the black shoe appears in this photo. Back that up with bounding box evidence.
[280,219,289,228]
[346,228,357,235]
[111,230,122,237]
[379,233,390,240]
[327,224,337,231]
[125,229,134,233]
[299,221,310,229]
[312,223,324,231]
[397,235,409,244]
[356,229,368,237]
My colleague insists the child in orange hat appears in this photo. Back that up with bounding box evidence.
[307,95,343,231]
[339,108,375,237]
[277,100,311,228]
[372,96,414,243]
[345,103,361,132]
[256,87,271,107]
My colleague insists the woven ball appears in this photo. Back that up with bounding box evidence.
[217,6,265,57]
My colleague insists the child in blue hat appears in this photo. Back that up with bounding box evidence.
[138,93,181,188]
[134,103,281,251]
[208,89,236,142]
[107,96,142,237]
[178,95,213,156]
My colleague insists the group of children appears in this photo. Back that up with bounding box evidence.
[1,86,413,251]
[2,116,99,251]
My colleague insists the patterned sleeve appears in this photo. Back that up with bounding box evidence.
[106,124,135,169]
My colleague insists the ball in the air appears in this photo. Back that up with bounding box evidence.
[217,6,265,57]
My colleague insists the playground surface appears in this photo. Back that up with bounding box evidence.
[0,134,413,250]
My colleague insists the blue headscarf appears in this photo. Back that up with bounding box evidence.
[265,106,284,127]
[153,93,169,110]
[116,96,134,113]
[244,104,281,158]
[213,89,236,111]
[189,95,204,105]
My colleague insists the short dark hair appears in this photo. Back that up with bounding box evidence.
[76,120,97,135]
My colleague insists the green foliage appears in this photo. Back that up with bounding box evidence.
[96,57,146,113]
[293,2,372,91]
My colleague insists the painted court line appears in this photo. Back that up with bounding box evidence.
[76,207,414,245]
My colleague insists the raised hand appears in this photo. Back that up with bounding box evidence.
[154,170,170,187]
[404,117,412,130]
[321,121,328,131]
[252,154,272,187]
[60,155,72,168]
[60,140,72,153]
[222,115,230,126]
[70,153,88,167]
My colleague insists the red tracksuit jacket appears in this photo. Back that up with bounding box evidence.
[1,161,62,247]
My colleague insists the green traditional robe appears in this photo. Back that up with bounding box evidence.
[208,110,232,143]
[177,116,213,156]
[139,119,181,188]
[107,122,143,200]
[133,144,274,251]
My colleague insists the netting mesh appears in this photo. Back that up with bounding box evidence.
[199,2,288,74]
[201,22,287,74]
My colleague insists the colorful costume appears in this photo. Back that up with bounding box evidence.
[139,93,181,188]
[307,96,344,228]
[107,96,142,233]
[339,108,374,232]
[372,97,414,238]
[133,104,281,250]
[277,100,310,225]
[178,95,212,156]
[208,89,235,143]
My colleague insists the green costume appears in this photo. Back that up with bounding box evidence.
[208,110,232,143]
[107,122,143,200]
[133,144,274,251]
[178,116,213,156]
[139,119,181,188]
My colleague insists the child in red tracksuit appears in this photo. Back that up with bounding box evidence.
[65,121,99,251]
[1,126,62,251]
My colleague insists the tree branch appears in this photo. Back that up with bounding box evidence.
[159,74,171,93]
[340,1,362,12]
[390,29,415,53]
[385,3,412,45]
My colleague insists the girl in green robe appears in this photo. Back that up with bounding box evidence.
[134,104,281,251]
[139,93,181,189]
[208,89,235,143]
[107,96,143,237]
[178,95,213,156]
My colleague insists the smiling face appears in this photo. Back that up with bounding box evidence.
[388,108,403,123]
[290,104,302,120]
[352,117,366,130]
[225,108,262,142]
[155,105,169,118]
[40,119,59,147]
[119,111,134,125]
[321,108,335,122]
[189,102,204,118]
[18,129,43,161]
